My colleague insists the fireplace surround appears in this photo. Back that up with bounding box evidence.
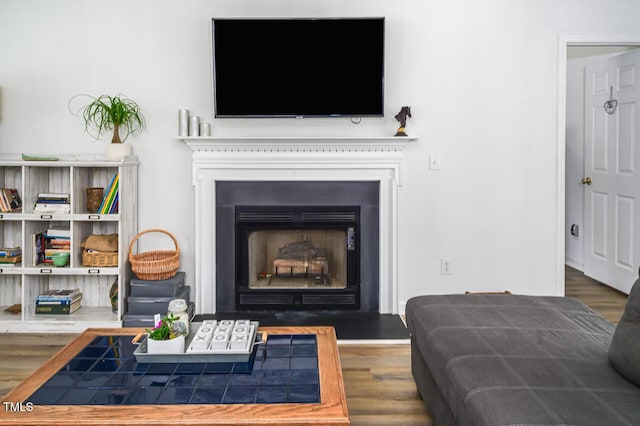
[217,182,379,312]
[181,136,416,315]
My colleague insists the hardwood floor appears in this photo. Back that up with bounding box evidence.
[0,333,78,401]
[0,267,628,426]
[339,344,430,425]
[564,265,628,323]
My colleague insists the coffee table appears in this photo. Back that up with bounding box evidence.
[0,326,349,425]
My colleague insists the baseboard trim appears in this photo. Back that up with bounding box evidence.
[565,257,584,271]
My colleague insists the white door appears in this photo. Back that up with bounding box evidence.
[584,49,640,294]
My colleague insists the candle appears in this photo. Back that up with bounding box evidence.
[178,109,189,136]
[200,122,211,137]
[189,116,200,137]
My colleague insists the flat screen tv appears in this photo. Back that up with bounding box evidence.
[212,18,385,118]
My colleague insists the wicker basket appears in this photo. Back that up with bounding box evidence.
[82,250,118,267]
[128,229,180,280]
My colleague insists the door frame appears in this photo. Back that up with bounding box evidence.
[557,34,640,295]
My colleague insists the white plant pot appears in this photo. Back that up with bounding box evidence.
[105,143,132,161]
[146,334,185,354]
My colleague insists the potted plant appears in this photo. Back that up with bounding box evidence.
[145,312,187,354]
[69,93,145,161]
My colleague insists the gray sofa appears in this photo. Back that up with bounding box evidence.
[406,276,640,426]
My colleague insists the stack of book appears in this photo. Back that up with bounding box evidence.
[0,188,22,212]
[34,192,70,214]
[44,227,70,264]
[35,288,82,314]
[98,173,119,214]
[0,247,21,265]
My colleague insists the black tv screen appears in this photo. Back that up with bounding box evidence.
[212,18,385,118]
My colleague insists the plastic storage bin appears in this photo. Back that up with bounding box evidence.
[126,286,190,315]
[129,272,186,297]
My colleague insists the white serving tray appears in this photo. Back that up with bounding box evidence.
[132,321,262,364]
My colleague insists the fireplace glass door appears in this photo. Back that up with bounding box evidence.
[248,229,348,289]
[235,205,360,310]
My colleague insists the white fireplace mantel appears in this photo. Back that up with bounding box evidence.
[180,135,416,153]
[181,136,417,315]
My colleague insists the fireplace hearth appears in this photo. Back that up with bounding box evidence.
[216,181,379,313]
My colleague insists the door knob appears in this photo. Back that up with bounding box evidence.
[581,177,592,185]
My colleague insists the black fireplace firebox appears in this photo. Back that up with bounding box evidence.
[215,181,379,313]
[235,206,360,310]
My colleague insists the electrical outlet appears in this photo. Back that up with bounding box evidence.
[441,257,453,275]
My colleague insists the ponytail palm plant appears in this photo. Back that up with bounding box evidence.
[70,94,145,144]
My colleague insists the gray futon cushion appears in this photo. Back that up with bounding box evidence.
[407,294,640,426]
[609,271,640,387]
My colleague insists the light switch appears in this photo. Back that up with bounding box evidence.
[429,154,441,170]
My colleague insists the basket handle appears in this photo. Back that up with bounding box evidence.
[128,228,179,259]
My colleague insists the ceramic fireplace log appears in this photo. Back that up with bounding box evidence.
[273,258,329,276]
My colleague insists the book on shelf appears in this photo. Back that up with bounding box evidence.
[0,191,7,212]
[0,188,21,212]
[99,172,119,214]
[33,203,71,214]
[35,199,69,204]
[0,188,22,213]
[35,289,83,312]
[36,288,82,301]
[32,232,45,266]
[35,300,81,314]
[37,192,70,200]
[0,247,21,257]
[109,190,119,214]
[97,172,117,213]
[38,288,81,298]
[46,227,71,238]
[36,294,82,304]
[34,192,70,213]
[44,247,70,253]
[36,295,82,305]
[44,229,71,264]
[47,239,70,249]
[4,189,22,211]
[0,247,22,265]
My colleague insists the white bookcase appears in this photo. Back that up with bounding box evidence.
[0,157,138,332]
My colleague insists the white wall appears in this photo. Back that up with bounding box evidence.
[2,0,640,312]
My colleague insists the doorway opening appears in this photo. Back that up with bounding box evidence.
[560,37,640,296]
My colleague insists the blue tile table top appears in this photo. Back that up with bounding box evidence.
[27,334,319,405]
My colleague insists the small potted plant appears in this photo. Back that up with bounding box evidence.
[145,312,187,354]
[69,93,145,161]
